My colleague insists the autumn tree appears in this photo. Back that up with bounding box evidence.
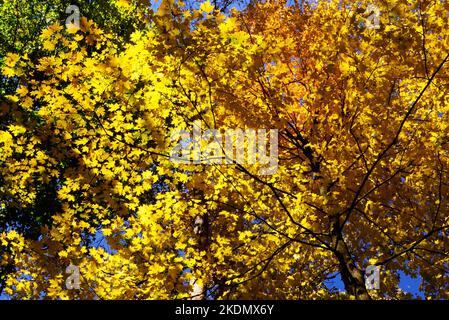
[0,0,157,291]
[2,0,449,300]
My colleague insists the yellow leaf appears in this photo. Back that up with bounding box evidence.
[200,1,214,14]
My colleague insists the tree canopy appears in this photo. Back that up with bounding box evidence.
[1,0,449,300]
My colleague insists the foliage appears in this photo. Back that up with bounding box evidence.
[2,0,449,300]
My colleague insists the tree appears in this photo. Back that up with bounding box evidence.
[0,0,155,292]
[1,0,449,300]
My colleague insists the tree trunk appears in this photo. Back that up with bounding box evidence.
[331,219,371,300]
